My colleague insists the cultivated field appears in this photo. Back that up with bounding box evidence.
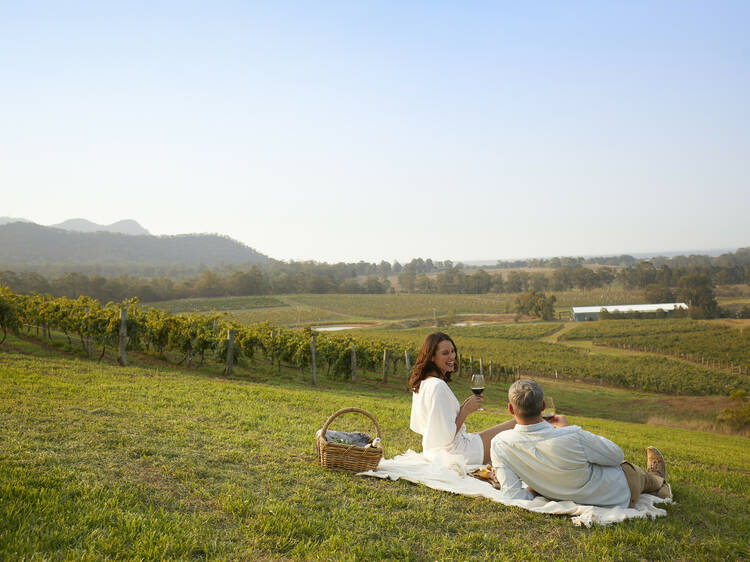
[151,288,747,328]
[150,292,750,397]
[151,289,651,326]
[1,335,748,560]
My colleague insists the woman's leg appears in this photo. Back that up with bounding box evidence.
[478,419,516,465]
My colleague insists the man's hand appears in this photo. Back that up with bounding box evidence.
[545,413,569,428]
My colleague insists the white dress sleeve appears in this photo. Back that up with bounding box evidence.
[411,378,460,451]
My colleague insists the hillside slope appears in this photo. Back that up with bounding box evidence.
[0,222,268,269]
[0,337,747,560]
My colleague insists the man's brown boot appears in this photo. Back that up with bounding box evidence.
[647,446,667,480]
[654,482,672,500]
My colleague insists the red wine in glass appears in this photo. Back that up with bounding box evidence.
[471,374,485,411]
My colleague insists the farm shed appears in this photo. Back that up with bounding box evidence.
[571,303,688,321]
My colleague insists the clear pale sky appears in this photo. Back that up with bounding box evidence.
[2,2,748,263]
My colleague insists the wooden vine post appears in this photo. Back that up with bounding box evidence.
[351,346,358,383]
[382,348,389,383]
[224,329,235,375]
[117,307,127,366]
[310,334,317,385]
[405,350,411,379]
[85,306,91,357]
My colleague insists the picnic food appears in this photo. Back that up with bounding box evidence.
[470,464,494,480]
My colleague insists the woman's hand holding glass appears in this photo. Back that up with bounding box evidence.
[470,374,485,411]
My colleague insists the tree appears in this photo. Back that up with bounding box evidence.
[195,269,226,297]
[644,284,674,304]
[415,275,437,294]
[530,272,549,292]
[364,276,390,294]
[514,290,557,321]
[436,267,466,293]
[492,274,505,293]
[339,279,362,293]
[550,269,572,291]
[596,267,616,286]
[573,267,600,290]
[466,270,492,294]
[0,286,20,345]
[378,260,392,277]
[398,265,416,292]
[228,266,269,296]
[679,273,718,318]
[506,271,530,292]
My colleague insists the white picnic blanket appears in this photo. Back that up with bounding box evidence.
[358,450,671,527]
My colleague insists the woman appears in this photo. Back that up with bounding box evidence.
[409,332,515,465]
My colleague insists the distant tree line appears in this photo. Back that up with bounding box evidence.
[495,255,640,269]
[1,250,748,318]
[399,266,619,294]
[0,257,468,303]
[493,248,750,270]
[0,266,392,303]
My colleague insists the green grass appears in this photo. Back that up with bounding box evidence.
[1,336,749,560]
[150,295,289,313]
[147,290,647,328]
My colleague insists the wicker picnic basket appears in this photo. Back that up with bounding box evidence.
[317,407,383,473]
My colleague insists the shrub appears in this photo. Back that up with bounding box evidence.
[717,390,750,429]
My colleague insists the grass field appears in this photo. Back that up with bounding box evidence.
[151,296,289,313]
[149,289,651,327]
[1,335,749,560]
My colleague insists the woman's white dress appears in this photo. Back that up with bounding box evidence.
[410,376,484,465]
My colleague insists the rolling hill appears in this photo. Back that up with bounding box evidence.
[0,222,268,270]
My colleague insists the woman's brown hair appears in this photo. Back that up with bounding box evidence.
[409,332,459,392]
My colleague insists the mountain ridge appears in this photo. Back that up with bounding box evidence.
[50,218,150,235]
[0,216,150,236]
[0,222,268,271]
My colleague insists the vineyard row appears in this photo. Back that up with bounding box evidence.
[594,342,749,376]
[1,288,748,396]
[0,289,525,385]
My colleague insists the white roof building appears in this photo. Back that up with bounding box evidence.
[572,303,688,314]
[571,302,688,321]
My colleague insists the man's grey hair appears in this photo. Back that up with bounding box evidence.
[508,379,544,418]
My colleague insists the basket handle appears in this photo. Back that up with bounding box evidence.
[320,407,381,440]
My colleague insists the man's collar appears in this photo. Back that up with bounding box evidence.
[513,421,550,432]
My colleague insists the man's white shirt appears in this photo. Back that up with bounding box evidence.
[490,421,631,508]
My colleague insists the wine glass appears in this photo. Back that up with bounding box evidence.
[471,374,485,411]
[541,396,556,421]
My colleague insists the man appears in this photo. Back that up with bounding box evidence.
[490,380,671,508]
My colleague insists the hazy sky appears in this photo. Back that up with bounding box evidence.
[2,1,748,263]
